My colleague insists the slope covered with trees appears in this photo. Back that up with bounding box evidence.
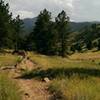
[1,0,100,57]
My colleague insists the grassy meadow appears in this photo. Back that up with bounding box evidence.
[0,53,19,67]
[23,51,100,100]
[0,51,100,100]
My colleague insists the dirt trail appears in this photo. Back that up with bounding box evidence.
[18,79,51,100]
[1,57,52,100]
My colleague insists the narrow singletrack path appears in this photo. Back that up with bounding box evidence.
[0,57,52,100]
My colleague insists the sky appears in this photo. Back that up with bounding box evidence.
[6,0,100,22]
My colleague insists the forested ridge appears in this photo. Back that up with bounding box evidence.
[1,0,100,57]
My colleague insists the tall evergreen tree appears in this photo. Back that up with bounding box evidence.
[0,0,13,48]
[46,22,59,54]
[32,9,53,54]
[13,15,23,50]
[55,10,70,57]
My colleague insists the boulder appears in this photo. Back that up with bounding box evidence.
[43,77,50,83]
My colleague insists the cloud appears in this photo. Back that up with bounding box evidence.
[15,11,35,19]
[7,0,100,21]
[8,0,73,19]
[72,0,100,21]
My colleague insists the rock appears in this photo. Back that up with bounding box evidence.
[43,77,50,83]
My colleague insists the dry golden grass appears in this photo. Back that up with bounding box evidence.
[49,76,100,100]
[27,51,100,100]
[0,51,99,100]
[0,54,19,66]
[70,51,100,60]
[28,52,100,69]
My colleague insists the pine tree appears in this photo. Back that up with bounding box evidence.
[55,10,70,57]
[32,9,53,54]
[13,15,24,51]
[0,0,13,48]
[46,22,59,55]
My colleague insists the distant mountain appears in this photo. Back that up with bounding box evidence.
[23,17,37,34]
[70,22,92,32]
[23,17,100,34]
[70,21,100,32]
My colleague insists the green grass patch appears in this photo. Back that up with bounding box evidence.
[21,67,100,80]
[0,73,22,100]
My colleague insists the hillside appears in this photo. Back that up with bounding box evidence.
[23,18,99,34]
